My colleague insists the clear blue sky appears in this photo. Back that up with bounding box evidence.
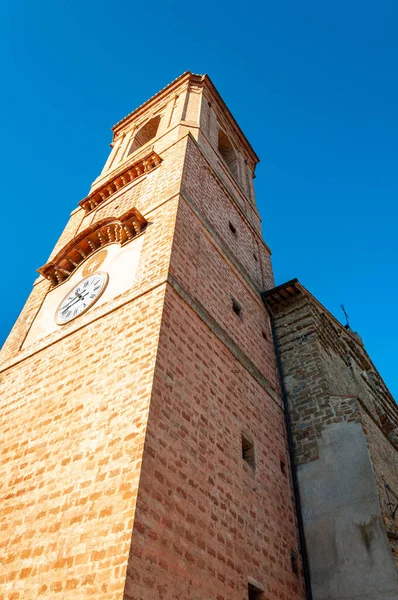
[1,1,397,396]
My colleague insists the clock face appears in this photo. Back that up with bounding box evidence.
[55,272,108,325]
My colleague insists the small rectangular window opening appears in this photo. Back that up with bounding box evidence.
[242,434,255,469]
[229,221,237,235]
[232,298,242,317]
[280,460,286,475]
[291,551,299,575]
[248,583,264,600]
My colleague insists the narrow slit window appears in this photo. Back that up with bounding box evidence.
[291,551,299,575]
[248,582,264,599]
[242,434,255,469]
[232,298,242,317]
[280,460,286,475]
[229,221,237,235]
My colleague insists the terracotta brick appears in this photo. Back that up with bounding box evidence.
[0,73,305,600]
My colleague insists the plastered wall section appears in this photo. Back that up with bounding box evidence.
[122,284,306,600]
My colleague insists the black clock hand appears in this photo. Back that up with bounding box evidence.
[62,291,89,313]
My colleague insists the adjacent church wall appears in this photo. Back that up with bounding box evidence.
[271,292,398,600]
[360,408,398,568]
[309,299,398,562]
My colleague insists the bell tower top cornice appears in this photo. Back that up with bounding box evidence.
[89,71,261,224]
[112,71,259,166]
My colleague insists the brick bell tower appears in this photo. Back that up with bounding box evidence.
[0,73,306,600]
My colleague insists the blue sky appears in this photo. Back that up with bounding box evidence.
[1,0,397,396]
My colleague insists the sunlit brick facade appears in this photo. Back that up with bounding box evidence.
[0,73,305,600]
[2,72,397,600]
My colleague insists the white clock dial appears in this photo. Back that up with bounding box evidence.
[55,272,108,325]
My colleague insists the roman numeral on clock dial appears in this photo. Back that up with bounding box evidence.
[55,272,109,325]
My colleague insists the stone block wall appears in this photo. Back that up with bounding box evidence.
[266,283,398,599]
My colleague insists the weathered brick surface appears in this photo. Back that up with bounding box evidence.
[170,198,277,390]
[0,284,166,599]
[0,73,306,599]
[123,284,305,600]
[182,136,272,291]
[0,278,50,361]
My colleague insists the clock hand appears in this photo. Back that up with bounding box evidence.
[61,292,89,313]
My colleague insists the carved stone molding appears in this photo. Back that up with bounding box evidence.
[38,208,147,286]
[80,148,161,213]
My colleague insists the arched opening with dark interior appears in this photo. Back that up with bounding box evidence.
[128,115,161,156]
[218,129,239,181]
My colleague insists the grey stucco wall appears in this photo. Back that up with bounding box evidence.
[298,419,398,600]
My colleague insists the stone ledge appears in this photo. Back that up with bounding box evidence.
[38,207,147,286]
[79,147,161,213]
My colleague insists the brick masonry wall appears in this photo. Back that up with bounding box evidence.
[0,284,167,600]
[270,294,329,464]
[119,128,306,598]
[182,136,273,293]
[0,81,307,600]
[169,198,277,391]
[0,135,185,598]
[123,284,305,600]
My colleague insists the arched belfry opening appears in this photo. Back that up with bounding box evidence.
[128,115,161,156]
[218,129,239,181]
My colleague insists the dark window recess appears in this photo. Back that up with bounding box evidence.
[261,330,267,341]
[253,253,258,261]
[229,221,237,235]
[291,551,299,575]
[248,583,263,599]
[242,434,255,469]
[232,298,242,317]
[280,460,286,475]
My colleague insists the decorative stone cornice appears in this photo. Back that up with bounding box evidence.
[38,208,147,286]
[79,148,161,213]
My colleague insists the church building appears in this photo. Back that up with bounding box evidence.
[1,72,397,600]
